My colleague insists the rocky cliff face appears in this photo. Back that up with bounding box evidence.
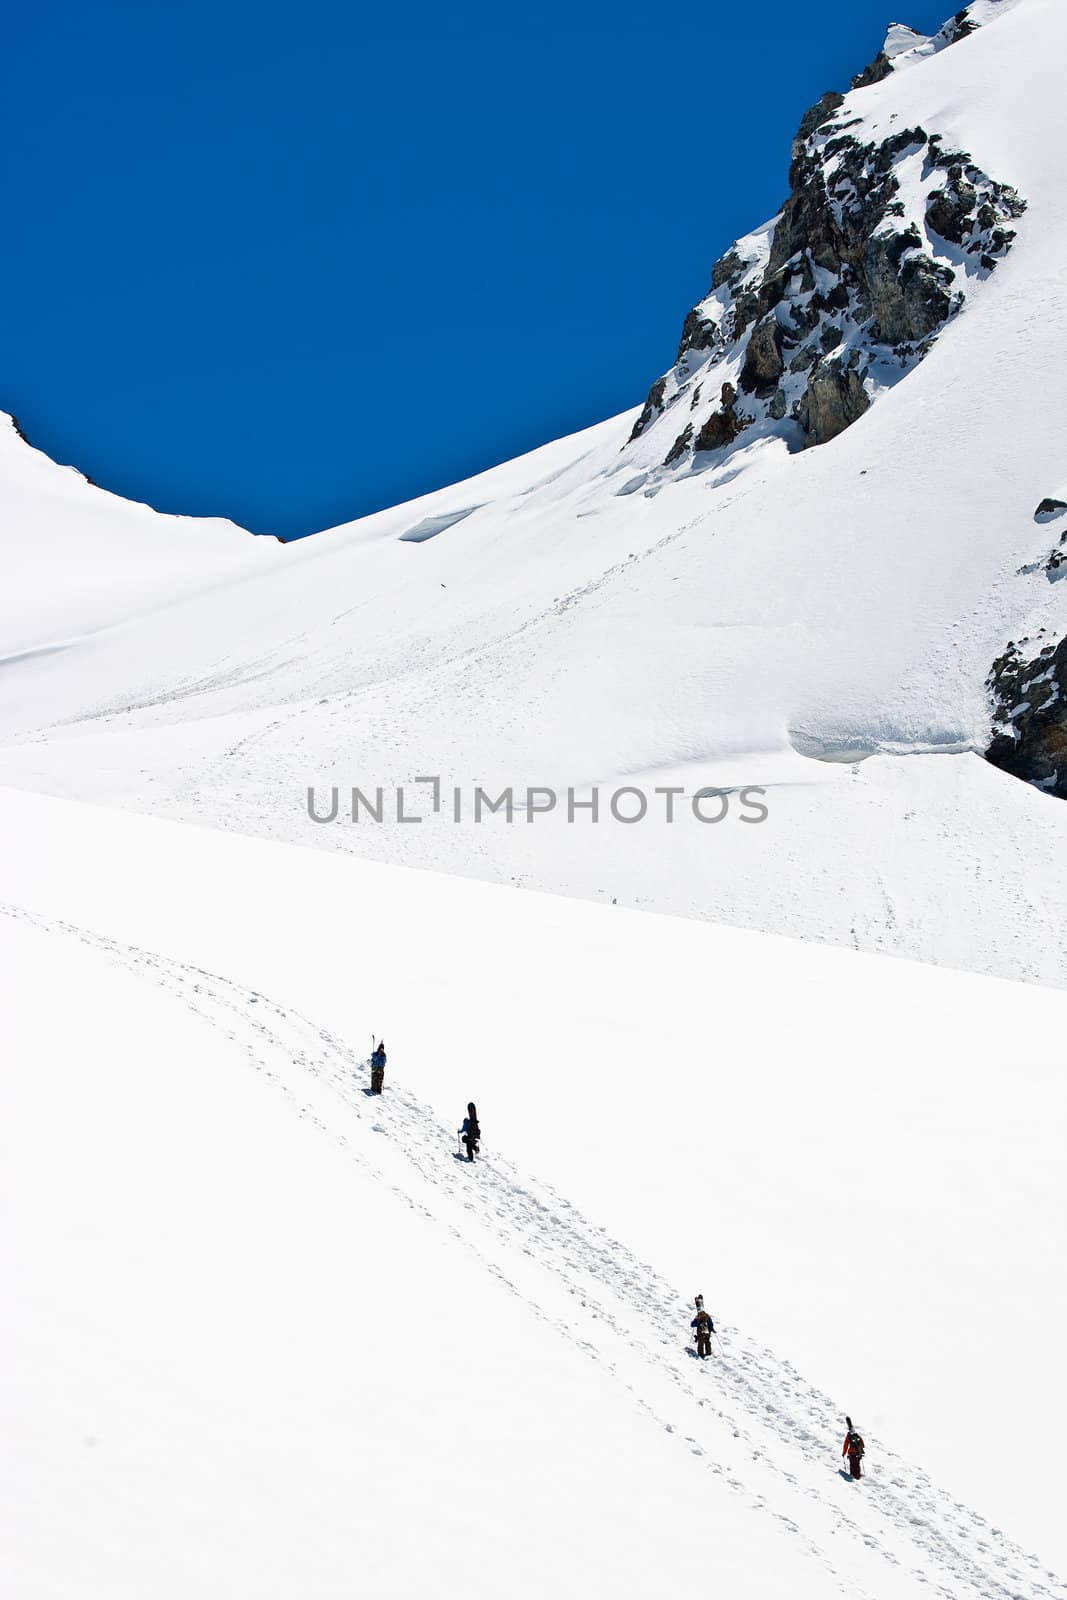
[986,500,1067,799]
[627,3,1025,468]
[987,636,1067,798]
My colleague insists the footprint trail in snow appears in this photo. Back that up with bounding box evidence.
[5,901,1063,1600]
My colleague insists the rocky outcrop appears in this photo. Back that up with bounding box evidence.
[944,7,977,44]
[795,360,871,445]
[851,51,893,91]
[676,308,721,363]
[795,91,845,143]
[864,225,956,343]
[987,636,1067,798]
[1027,501,1067,577]
[849,5,982,94]
[628,376,667,443]
[624,4,1025,473]
[711,249,749,291]
[692,384,746,453]
[739,316,785,395]
[662,424,693,467]
[924,139,1025,267]
[926,172,978,244]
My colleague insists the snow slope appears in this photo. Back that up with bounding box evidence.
[2,785,1066,1597]
[0,413,269,658]
[2,1,1066,984]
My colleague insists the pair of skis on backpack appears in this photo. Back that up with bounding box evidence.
[689,1293,721,1360]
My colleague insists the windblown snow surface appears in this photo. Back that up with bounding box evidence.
[3,2,1067,1595]
[2,788,1066,1598]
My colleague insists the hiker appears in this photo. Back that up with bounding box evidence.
[691,1300,714,1359]
[842,1416,865,1479]
[460,1102,480,1162]
[370,1039,386,1095]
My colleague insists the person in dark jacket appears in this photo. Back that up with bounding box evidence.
[370,1040,386,1094]
[842,1416,865,1479]
[691,1303,714,1359]
[460,1102,480,1161]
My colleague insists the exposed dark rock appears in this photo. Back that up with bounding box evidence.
[694,412,741,453]
[851,50,893,91]
[945,8,977,45]
[769,126,927,291]
[1035,498,1067,522]
[711,249,748,291]
[788,298,821,337]
[926,172,978,244]
[676,308,720,363]
[663,424,693,467]
[768,388,788,421]
[731,285,763,342]
[628,376,667,442]
[864,226,956,343]
[755,273,787,320]
[796,361,870,445]
[795,91,845,145]
[789,254,816,296]
[926,135,970,171]
[880,125,929,162]
[739,316,785,395]
[986,636,1067,798]
[694,384,745,452]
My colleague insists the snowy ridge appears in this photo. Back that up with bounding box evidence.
[0,413,269,657]
[881,1,1027,73]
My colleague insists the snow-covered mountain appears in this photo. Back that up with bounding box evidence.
[2,0,1065,986]
[4,5,1067,1596]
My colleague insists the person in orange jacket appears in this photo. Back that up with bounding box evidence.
[842,1415,865,1479]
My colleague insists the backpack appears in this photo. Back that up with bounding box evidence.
[848,1431,865,1457]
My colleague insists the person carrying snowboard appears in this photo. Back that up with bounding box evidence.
[691,1298,714,1359]
[460,1102,480,1162]
[370,1039,387,1095]
[842,1416,865,1479]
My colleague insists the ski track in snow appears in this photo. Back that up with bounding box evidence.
[6,899,1063,1600]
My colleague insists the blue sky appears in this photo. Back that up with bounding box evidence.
[1,0,953,539]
